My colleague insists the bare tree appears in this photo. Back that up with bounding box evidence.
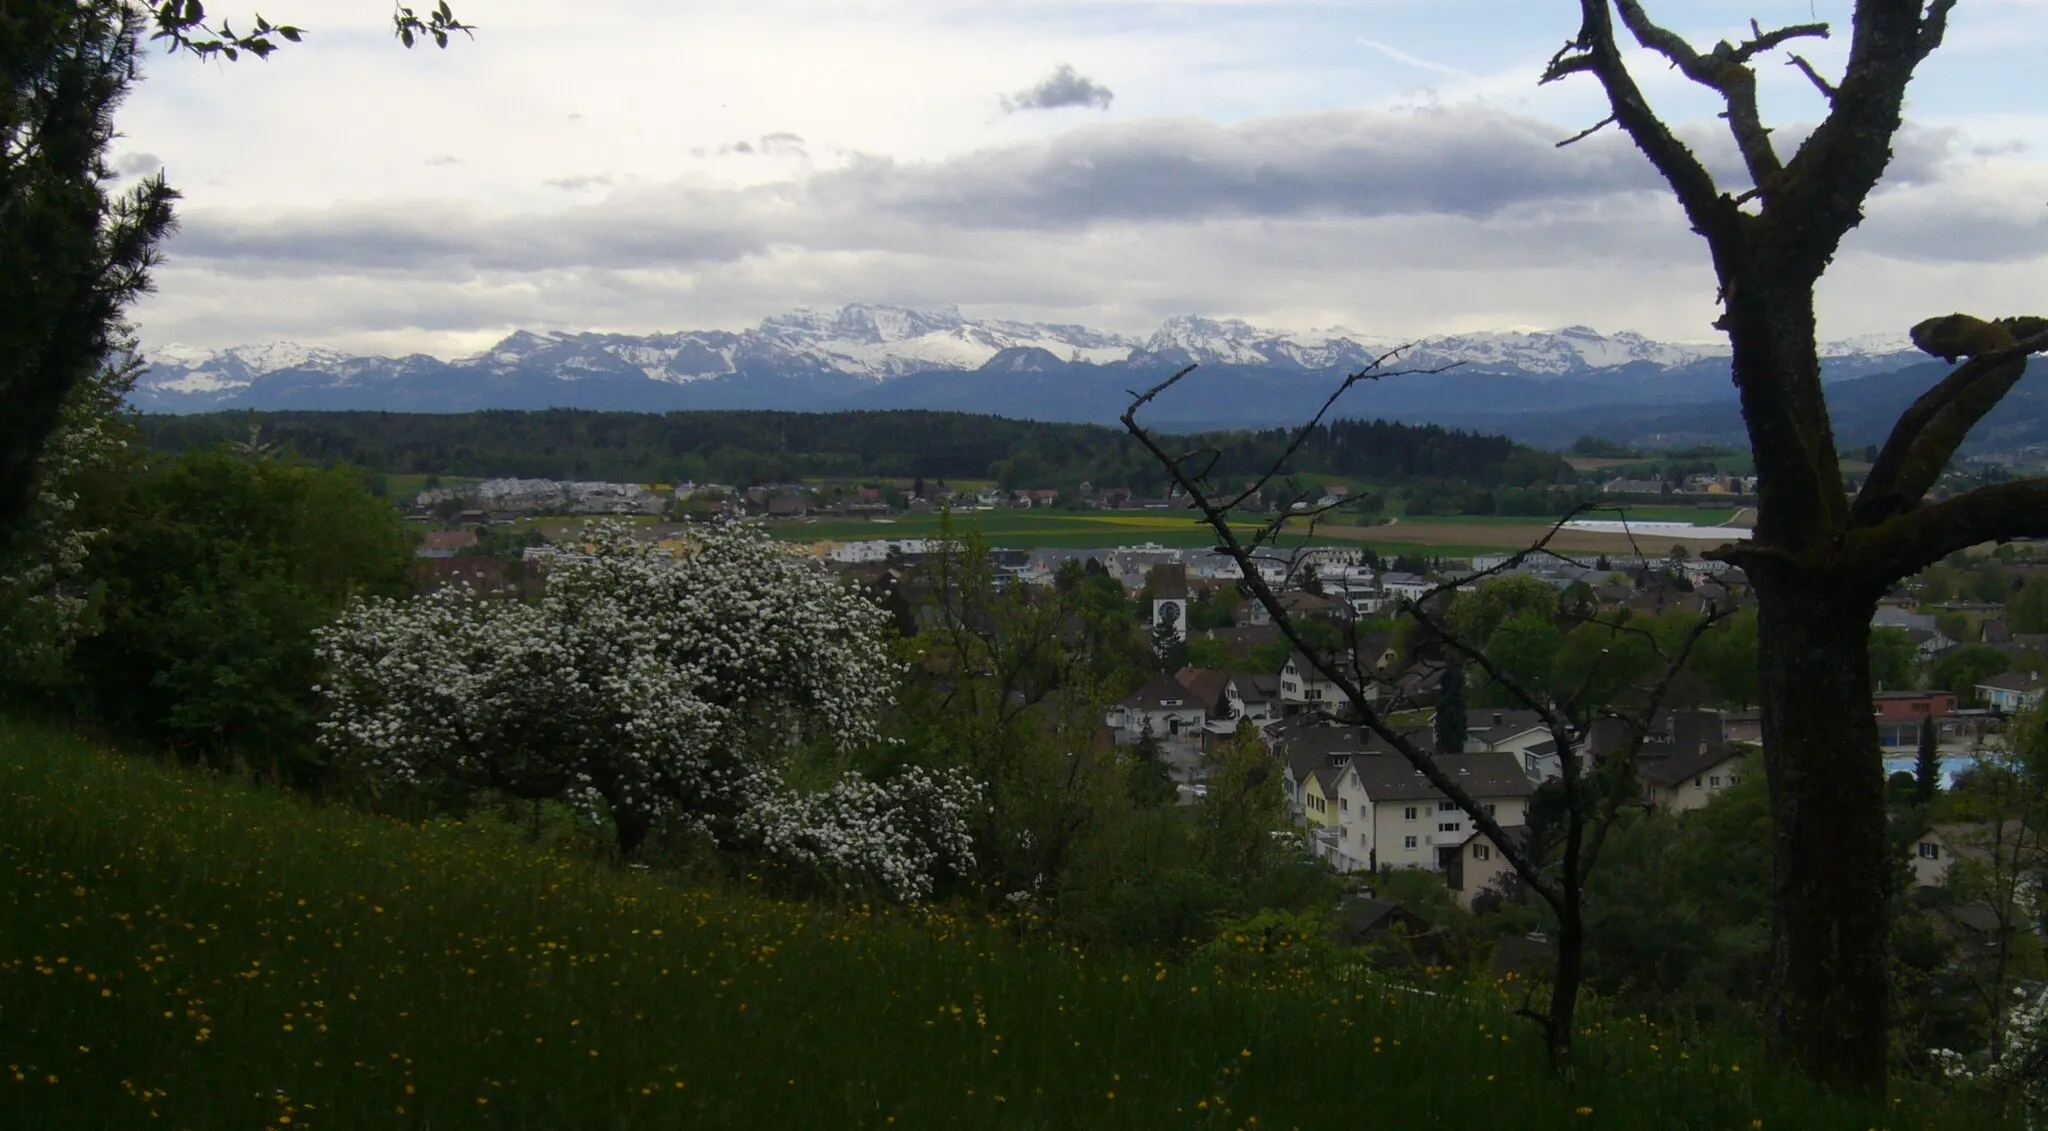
[1123,360,1729,1070]
[1540,0,2048,1090]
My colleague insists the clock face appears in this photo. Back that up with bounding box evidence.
[1157,601,1180,627]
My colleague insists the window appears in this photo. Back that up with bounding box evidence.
[1918,842,1940,860]
[1404,806,1418,821]
[1694,776,1703,787]
[1438,801,1457,813]
[1340,799,1348,812]
[1305,689,1324,701]
[1475,844,1491,861]
[1438,822,1462,833]
[1403,836,1417,850]
[1729,774,1740,785]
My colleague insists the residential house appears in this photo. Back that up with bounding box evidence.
[1977,671,2045,713]
[1447,824,1528,911]
[1348,753,1535,873]
[1900,626,1957,661]
[1106,674,1206,747]
[1638,742,1749,813]
[1280,652,1360,714]
[1462,709,1565,781]
[1221,674,1283,725]
[1174,668,1234,717]
[1334,896,1433,949]
[1910,820,2036,891]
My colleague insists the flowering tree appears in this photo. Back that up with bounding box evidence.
[742,766,982,902]
[316,523,905,862]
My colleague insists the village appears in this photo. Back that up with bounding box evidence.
[394,474,2048,962]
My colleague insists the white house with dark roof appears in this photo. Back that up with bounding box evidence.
[1346,753,1536,873]
[1106,673,1206,747]
[1638,743,1749,813]
[1978,671,2044,713]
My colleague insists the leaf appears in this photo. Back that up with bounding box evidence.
[399,27,415,48]
[184,0,204,25]
[279,27,302,43]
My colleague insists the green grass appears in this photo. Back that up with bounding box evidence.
[0,716,1985,1129]
[764,510,1366,550]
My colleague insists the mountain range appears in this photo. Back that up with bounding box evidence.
[133,303,2046,450]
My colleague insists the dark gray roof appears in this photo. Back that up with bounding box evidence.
[1125,673,1199,712]
[1638,743,1744,789]
[1349,753,1534,802]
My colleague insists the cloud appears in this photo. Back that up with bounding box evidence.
[133,105,2048,355]
[1354,38,1477,81]
[426,154,462,167]
[112,151,163,177]
[542,174,615,192]
[1000,64,1114,113]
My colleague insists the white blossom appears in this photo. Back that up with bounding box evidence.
[316,521,976,898]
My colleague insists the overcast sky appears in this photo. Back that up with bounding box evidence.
[114,0,2048,358]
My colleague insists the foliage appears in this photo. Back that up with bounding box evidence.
[1,0,178,545]
[138,408,1568,493]
[63,447,411,775]
[2009,576,2048,636]
[0,341,139,685]
[1870,627,1920,693]
[1933,646,2012,703]
[1578,755,1773,1023]
[1193,721,1289,900]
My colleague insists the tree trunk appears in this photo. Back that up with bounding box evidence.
[614,809,652,862]
[1751,571,1890,1090]
[1545,894,1584,1074]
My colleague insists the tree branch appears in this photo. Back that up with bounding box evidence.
[1785,53,1837,103]
[1541,1,1735,239]
[1851,321,2048,528]
[1609,5,1827,194]
[1847,478,2048,585]
[1768,0,1945,277]
[1121,380,1566,912]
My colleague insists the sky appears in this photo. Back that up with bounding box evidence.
[112,0,2048,358]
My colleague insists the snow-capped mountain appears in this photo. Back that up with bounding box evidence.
[133,302,1938,427]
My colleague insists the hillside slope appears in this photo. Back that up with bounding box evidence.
[0,717,1972,1129]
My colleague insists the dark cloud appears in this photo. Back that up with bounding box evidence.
[112,151,162,176]
[1000,64,1113,113]
[826,106,1665,228]
[161,106,2018,287]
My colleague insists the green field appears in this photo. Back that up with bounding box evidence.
[0,717,1979,1129]
[767,510,1308,550]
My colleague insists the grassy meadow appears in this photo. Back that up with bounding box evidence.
[0,716,1987,1129]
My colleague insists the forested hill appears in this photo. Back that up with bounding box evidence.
[137,409,1567,490]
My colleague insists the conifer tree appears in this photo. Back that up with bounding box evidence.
[1914,716,1942,806]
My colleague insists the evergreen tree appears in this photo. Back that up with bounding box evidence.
[1914,717,1942,806]
[1434,661,1468,754]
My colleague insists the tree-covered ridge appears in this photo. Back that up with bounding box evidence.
[136,409,1567,490]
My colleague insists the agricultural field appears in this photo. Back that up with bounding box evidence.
[0,717,1980,1130]
[752,505,1755,555]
